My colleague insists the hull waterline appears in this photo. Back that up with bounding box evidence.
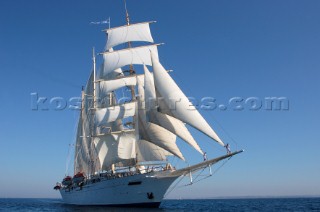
[60,173,178,207]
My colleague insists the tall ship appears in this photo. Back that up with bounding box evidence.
[54,5,243,207]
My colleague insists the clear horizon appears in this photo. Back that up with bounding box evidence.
[1,195,320,199]
[0,0,319,199]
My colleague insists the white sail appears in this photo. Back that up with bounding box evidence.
[137,75,147,121]
[142,122,184,160]
[150,111,203,154]
[97,66,125,108]
[84,71,94,112]
[99,66,124,80]
[93,131,136,170]
[105,22,154,50]
[151,52,225,146]
[136,74,146,87]
[141,65,203,154]
[94,101,136,126]
[74,114,88,174]
[136,80,178,162]
[136,69,198,154]
[136,139,172,162]
[99,48,125,79]
[156,91,175,117]
[74,71,101,175]
[136,81,184,160]
[99,75,137,94]
[143,65,157,111]
[102,44,159,75]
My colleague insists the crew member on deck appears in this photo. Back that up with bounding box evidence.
[203,152,207,161]
[225,143,231,154]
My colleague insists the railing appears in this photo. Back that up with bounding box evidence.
[60,164,174,191]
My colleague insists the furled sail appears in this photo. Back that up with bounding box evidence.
[93,131,136,170]
[102,44,159,75]
[136,139,172,162]
[105,22,154,50]
[151,52,225,146]
[94,101,136,126]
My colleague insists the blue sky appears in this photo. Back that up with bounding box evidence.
[0,0,319,198]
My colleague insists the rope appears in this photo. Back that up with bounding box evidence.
[191,166,206,182]
[65,144,72,176]
[65,111,80,175]
[191,156,231,184]
[172,156,233,189]
[163,176,185,198]
[167,65,241,151]
[207,113,239,150]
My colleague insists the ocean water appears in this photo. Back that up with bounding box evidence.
[0,198,319,211]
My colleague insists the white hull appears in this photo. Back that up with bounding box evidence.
[59,172,179,207]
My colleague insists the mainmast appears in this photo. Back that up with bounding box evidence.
[124,0,136,99]
[124,0,137,167]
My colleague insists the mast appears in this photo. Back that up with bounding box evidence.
[93,47,97,108]
[74,86,85,174]
[125,0,130,25]
[90,47,97,175]
[124,0,136,99]
[124,0,137,167]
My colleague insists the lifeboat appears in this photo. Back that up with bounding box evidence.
[73,172,85,184]
[62,176,72,186]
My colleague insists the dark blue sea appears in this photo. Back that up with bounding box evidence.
[0,198,319,211]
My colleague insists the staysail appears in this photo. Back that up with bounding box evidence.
[143,65,203,154]
[136,139,172,162]
[151,52,225,146]
[150,111,203,154]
